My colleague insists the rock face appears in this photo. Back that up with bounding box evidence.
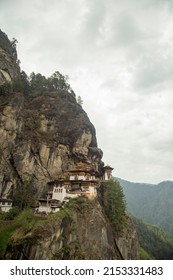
[0,30,20,84]
[0,90,103,197]
[5,199,139,260]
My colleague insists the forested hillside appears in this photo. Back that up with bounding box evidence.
[133,217,173,260]
[117,178,173,236]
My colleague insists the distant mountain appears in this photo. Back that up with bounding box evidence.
[116,178,173,236]
[132,216,173,260]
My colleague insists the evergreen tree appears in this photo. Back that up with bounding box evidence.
[77,95,83,105]
[104,179,126,232]
[49,71,70,92]
[13,180,37,210]
[29,72,47,95]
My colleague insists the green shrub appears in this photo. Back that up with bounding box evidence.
[4,207,20,220]
[14,209,34,234]
[0,207,20,221]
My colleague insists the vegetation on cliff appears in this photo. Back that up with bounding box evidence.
[99,180,126,234]
[0,29,17,60]
[13,179,37,210]
[0,196,135,260]
[0,208,49,259]
[0,70,75,98]
[0,201,83,260]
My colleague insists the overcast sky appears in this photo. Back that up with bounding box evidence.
[1,0,173,183]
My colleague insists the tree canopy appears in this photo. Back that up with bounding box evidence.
[12,70,76,98]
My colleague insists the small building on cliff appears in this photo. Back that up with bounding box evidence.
[0,198,13,212]
[102,165,114,181]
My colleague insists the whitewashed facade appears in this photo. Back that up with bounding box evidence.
[52,185,66,202]
[0,199,13,212]
[103,166,114,180]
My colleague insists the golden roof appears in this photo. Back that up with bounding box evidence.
[75,162,87,170]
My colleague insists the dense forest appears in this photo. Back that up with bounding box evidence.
[133,217,173,260]
[117,178,173,236]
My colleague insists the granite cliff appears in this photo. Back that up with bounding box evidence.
[0,30,139,260]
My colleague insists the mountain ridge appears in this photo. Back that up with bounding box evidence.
[116,177,173,236]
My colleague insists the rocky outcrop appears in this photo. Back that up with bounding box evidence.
[4,199,139,260]
[0,91,103,197]
[0,29,20,84]
[115,216,140,259]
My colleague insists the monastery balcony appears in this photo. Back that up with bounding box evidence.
[50,199,61,207]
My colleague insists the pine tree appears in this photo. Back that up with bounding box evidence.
[77,95,83,105]
[104,179,126,232]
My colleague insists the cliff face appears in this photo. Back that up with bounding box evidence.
[0,30,139,260]
[4,199,139,260]
[0,29,102,197]
[0,90,103,197]
[0,29,20,84]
